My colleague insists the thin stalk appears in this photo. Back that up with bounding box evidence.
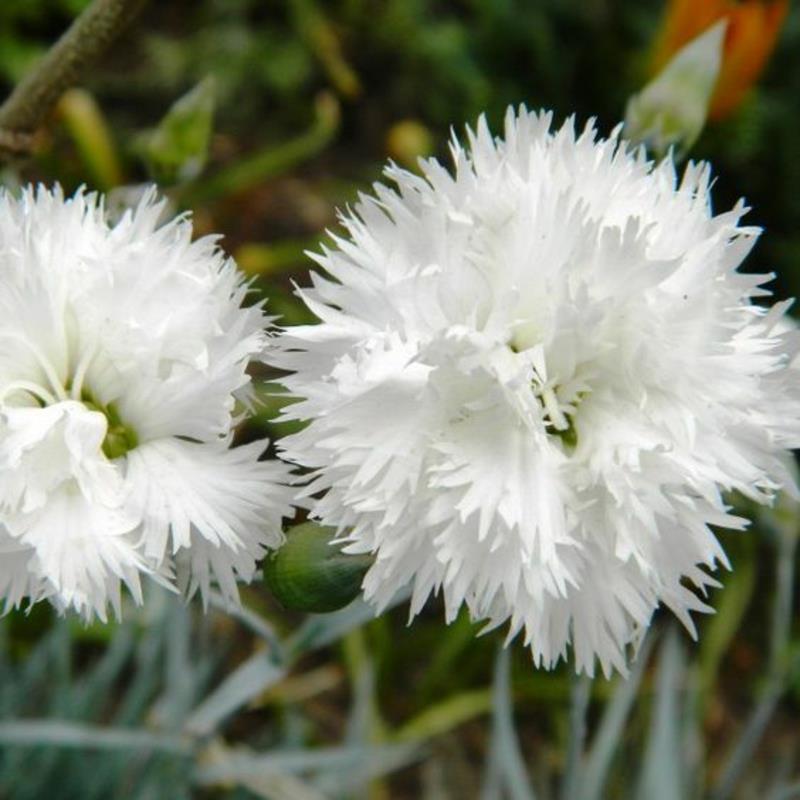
[711,519,797,800]
[561,675,591,800]
[0,0,149,157]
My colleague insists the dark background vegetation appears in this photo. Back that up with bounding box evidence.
[0,1,799,798]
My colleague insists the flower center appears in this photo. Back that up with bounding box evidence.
[549,409,578,449]
[81,393,139,460]
[0,331,139,460]
[536,383,580,448]
[507,338,581,450]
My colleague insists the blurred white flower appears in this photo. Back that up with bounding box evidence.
[0,186,293,620]
[273,107,800,676]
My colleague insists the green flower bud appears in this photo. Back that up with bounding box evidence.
[625,20,726,159]
[264,522,373,613]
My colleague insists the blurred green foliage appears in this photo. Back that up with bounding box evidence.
[4,0,797,299]
[137,77,216,185]
[1,1,800,798]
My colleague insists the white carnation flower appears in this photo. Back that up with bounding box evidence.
[273,107,800,675]
[0,185,293,620]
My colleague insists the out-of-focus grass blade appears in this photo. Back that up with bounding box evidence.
[195,743,418,791]
[697,547,755,710]
[770,782,800,800]
[579,631,657,800]
[635,626,686,800]
[285,586,411,659]
[289,0,362,98]
[14,624,70,714]
[208,589,285,660]
[343,628,377,747]
[184,650,286,736]
[235,238,321,278]
[711,513,798,800]
[482,749,503,800]
[152,602,197,728]
[482,646,537,800]
[239,774,328,800]
[313,742,420,794]
[197,745,326,800]
[417,609,481,701]
[395,689,491,743]
[184,91,340,204]
[561,675,591,800]
[0,720,190,754]
[57,88,124,190]
[113,618,168,726]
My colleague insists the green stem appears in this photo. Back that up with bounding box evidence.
[0,0,149,158]
[181,92,340,205]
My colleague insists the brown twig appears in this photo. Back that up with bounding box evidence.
[0,0,149,160]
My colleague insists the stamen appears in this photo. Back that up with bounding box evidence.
[0,331,68,402]
[0,380,58,406]
[70,342,97,401]
[541,385,569,431]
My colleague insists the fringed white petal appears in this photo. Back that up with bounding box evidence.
[272,106,800,675]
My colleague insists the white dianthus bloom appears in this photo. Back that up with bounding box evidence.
[0,185,293,620]
[273,107,800,676]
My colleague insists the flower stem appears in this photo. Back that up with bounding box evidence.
[0,0,149,159]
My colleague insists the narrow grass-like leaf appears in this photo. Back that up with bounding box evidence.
[770,781,800,800]
[285,586,412,658]
[561,675,591,800]
[184,650,286,736]
[697,550,755,710]
[489,646,537,800]
[712,519,797,800]
[0,720,190,754]
[579,631,657,800]
[343,628,377,747]
[208,589,285,660]
[194,743,418,788]
[636,626,686,800]
[113,619,168,726]
[229,771,327,800]
[313,742,420,794]
[394,689,492,743]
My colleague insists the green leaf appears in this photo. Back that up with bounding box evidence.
[635,627,687,800]
[0,720,189,754]
[579,631,657,800]
[195,743,418,798]
[139,77,216,185]
[183,91,340,204]
[184,650,286,737]
[395,689,491,744]
[284,585,411,659]
[697,551,755,708]
[481,647,536,800]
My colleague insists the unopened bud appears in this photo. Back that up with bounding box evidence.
[264,522,372,613]
[625,21,726,158]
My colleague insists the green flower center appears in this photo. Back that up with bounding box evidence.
[508,340,580,451]
[81,392,139,460]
